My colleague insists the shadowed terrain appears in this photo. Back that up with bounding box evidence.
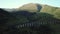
[0,8,60,34]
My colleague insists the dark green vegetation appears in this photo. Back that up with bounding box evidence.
[0,8,60,34]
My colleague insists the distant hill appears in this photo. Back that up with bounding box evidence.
[3,8,18,12]
[18,3,42,12]
[18,3,60,19]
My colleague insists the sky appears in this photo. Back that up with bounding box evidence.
[0,0,60,8]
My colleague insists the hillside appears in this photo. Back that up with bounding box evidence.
[18,3,60,19]
[40,5,60,19]
[0,3,60,34]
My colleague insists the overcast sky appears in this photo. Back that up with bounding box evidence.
[0,0,60,8]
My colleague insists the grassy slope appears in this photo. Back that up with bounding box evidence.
[40,5,60,19]
[18,3,38,12]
